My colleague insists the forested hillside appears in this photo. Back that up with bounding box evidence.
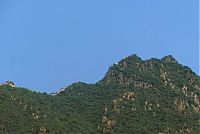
[0,55,200,134]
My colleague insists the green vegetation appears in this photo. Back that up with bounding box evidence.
[0,54,200,134]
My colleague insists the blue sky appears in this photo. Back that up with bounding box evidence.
[0,0,199,93]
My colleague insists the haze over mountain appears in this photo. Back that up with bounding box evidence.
[0,54,200,133]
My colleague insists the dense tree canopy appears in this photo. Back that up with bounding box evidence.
[0,55,200,134]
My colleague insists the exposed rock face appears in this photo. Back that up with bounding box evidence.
[174,98,187,113]
[99,110,116,134]
[144,101,154,112]
[0,81,16,88]
[32,111,40,119]
[192,94,200,112]
[178,126,192,134]
[101,54,192,91]
[37,127,47,134]
[160,69,176,89]
[194,85,200,90]
[103,69,152,89]
[122,92,136,100]
[101,116,115,134]
[180,85,188,96]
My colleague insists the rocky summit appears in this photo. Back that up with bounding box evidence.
[0,54,200,134]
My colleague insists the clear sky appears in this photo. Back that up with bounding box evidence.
[0,0,199,93]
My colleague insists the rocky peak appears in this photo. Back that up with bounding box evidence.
[0,81,16,88]
[161,55,177,63]
[99,54,142,84]
[99,54,158,89]
[99,54,199,91]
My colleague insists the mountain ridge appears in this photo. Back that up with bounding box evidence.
[53,54,189,95]
[0,54,200,134]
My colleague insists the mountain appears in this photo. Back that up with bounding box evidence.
[0,54,200,134]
